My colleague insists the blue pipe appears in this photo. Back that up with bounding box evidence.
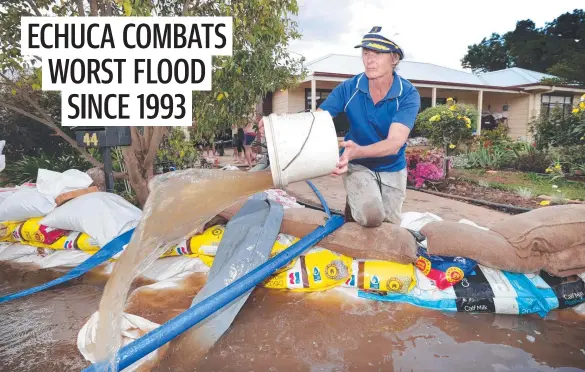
[305,181,331,218]
[0,228,134,305]
[83,214,344,372]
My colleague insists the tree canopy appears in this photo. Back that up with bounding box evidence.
[461,9,585,84]
[0,0,305,206]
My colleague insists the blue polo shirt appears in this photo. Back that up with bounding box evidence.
[319,71,420,172]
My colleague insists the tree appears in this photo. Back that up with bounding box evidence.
[461,9,585,84]
[0,0,305,206]
[461,33,511,73]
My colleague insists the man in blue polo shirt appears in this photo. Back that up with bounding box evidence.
[319,26,420,227]
[259,26,420,227]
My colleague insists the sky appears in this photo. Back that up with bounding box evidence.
[288,0,584,72]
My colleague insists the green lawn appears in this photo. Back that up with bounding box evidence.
[452,169,585,201]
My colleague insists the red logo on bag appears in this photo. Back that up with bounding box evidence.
[446,267,464,283]
[415,257,432,275]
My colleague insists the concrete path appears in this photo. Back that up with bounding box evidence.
[286,175,508,228]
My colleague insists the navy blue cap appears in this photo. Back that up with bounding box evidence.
[355,26,404,59]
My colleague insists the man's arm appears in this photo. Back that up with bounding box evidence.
[353,123,411,158]
[351,87,420,159]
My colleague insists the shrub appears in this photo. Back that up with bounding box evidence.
[156,128,198,170]
[463,146,511,170]
[475,124,512,148]
[508,142,551,173]
[406,148,449,188]
[549,144,585,175]
[414,100,478,148]
[530,95,585,149]
[1,152,93,186]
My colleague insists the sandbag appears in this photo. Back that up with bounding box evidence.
[223,204,418,263]
[544,245,585,277]
[422,221,545,273]
[78,311,168,372]
[36,168,93,200]
[491,204,585,258]
[0,187,56,222]
[41,192,142,247]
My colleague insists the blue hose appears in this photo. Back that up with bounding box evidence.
[305,181,331,218]
[83,214,344,372]
[0,228,134,305]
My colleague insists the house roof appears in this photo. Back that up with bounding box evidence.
[477,67,557,87]
[304,54,580,90]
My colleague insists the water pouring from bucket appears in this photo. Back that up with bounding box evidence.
[262,111,340,188]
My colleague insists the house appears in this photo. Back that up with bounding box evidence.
[261,54,585,140]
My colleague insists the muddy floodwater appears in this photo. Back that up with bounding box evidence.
[1,262,585,372]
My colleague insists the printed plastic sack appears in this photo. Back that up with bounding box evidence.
[342,260,416,294]
[261,247,353,292]
[360,264,557,317]
[18,217,71,245]
[9,222,100,252]
[536,271,585,309]
[415,246,477,290]
[0,221,20,242]
[161,225,225,261]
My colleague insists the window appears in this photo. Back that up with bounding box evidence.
[541,94,573,117]
[419,97,448,111]
[304,88,349,136]
[304,88,332,111]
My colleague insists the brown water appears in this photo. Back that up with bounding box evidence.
[0,264,585,372]
[2,166,585,371]
[2,263,585,372]
[94,169,274,369]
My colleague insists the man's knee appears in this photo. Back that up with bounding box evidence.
[352,200,385,227]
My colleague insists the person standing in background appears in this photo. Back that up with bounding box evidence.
[243,114,258,170]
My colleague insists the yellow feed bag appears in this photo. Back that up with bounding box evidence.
[261,247,353,292]
[0,221,20,242]
[0,218,100,252]
[342,260,416,294]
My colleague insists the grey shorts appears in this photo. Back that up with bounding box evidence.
[342,163,407,227]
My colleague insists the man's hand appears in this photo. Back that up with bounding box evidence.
[332,140,360,176]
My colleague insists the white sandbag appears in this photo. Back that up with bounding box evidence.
[36,169,93,199]
[140,256,209,282]
[38,250,92,270]
[400,211,442,231]
[78,311,167,372]
[0,140,5,173]
[0,243,42,261]
[0,187,56,222]
[13,248,54,265]
[41,192,142,247]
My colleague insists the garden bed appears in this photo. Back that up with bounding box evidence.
[415,169,585,213]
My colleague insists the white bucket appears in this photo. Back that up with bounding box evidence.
[263,111,339,188]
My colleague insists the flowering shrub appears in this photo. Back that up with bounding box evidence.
[416,98,477,150]
[406,148,449,188]
[531,93,585,149]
